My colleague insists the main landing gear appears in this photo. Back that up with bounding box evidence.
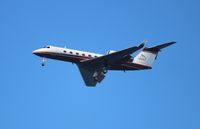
[93,71,105,82]
[102,69,108,74]
[93,67,108,83]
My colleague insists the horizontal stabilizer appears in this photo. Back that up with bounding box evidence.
[143,42,176,53]
[133,41,176,67]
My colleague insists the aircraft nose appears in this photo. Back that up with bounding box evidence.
[32,49,44,56]
[32,49,40,54]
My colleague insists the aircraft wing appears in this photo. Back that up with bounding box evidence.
[80,42,145,69]
[77,65,101,87]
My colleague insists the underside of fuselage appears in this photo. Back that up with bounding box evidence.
[35,52,151,71]
[108,63,151,71]
[34,52,90,63]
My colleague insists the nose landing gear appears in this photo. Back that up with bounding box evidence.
[41,57,46,66]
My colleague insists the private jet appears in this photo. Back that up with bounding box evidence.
[33,41,175,86]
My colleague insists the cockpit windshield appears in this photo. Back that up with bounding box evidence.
[44,45,51,48]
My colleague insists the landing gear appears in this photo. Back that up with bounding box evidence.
[93,68,107,83]
[93,72,105,83]
[94,76,98,81]
[103,69,108,74]
[41,57,46,66]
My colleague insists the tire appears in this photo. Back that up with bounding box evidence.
[94,76,98,81]
[103,69,107,74]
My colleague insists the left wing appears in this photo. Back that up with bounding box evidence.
[77,65,105,87]
[77,42,145,86]
[79,42,145,69]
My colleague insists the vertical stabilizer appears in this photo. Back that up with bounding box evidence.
[133,50,157,67]
[132,42,176,67]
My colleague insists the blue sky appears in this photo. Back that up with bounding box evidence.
[0,0,200,129]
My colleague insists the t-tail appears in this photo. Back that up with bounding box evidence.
[132,42,176,68]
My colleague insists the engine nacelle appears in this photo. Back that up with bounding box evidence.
[107,50,116,54]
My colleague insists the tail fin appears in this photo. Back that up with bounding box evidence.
[133,42,176,67]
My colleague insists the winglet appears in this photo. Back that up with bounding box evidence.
[138,39,148,48]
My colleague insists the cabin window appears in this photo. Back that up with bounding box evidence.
[76,53,79,55]
[44,46,50,48]
[82,54,85,56]
[94,56,98,58]
[88,55,92,57]
[70,51,73,54]
[63,50,66,53]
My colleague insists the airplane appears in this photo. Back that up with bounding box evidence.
[33,41,175,87]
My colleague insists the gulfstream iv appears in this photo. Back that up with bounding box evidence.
[33,41,175,86]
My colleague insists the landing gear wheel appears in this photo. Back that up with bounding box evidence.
[94,76,98,81]
[41,57,46,66]
[103,69,108,74]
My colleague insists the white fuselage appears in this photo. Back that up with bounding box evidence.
[33,45,152,70]
[33,42,175,86]
[33,45,103,63]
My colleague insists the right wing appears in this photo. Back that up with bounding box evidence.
[80,42,145,70]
